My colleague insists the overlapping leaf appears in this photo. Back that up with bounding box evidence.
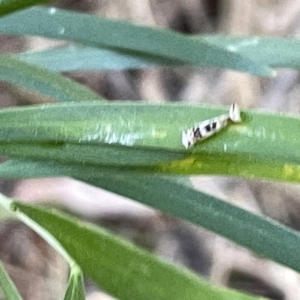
[0,194,264,300]
[0,193,86,300]
[14,37,300,72]
[0,55,102,102]
[203,36,300,69]
[63,267,85,300]
[1,159,300,278]
[15,45,169,71]
[0,7,273,76]
[0,102,298,181]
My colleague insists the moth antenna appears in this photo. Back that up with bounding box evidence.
[182,129,194,149]
[229,103,241,123]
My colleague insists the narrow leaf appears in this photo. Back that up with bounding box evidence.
[15,45,172,72]
[1,159,300,276]
[0,55,102,102]
[0,7,273,76]
[63,266,85,300]
[1,195,263,300]
[0,259,22,300]
[0,0,51,16]
[0,194,86,300]
[204,36,300,69]
[15,37,300,72]
[0,102,299,182]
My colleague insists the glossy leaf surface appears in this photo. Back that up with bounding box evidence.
[0,102,298,181]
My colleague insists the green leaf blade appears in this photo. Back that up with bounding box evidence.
[63,266,85,300]
[0,259,22,300]
[9,199,264,300]
[15,45,168,72]
[0,55,103,102]
[0,103,299,182]
[0,0,51,16]
[204,36,300,69]
[1,159,300,278]
[14,37,300,72]
[0,7,273,76]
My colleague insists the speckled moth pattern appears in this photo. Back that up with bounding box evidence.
[182,103,241,149]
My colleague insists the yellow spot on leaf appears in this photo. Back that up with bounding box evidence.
[283,164,300,180]
[160,156,200,173]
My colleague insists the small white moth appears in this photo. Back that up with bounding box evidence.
[182,103,241,149]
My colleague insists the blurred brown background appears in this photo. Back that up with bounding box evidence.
[1,1,300,299]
